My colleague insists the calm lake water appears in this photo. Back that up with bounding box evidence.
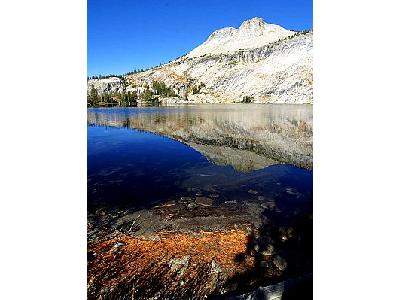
[87,104,312,211]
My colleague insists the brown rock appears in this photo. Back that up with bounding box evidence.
[195,197,214,206]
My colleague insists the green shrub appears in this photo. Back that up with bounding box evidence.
[151,80,176,97]
[141,89,154,102]
[191,82,205,94]
[242,96,254,103]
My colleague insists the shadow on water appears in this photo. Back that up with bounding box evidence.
[210,191,313,299]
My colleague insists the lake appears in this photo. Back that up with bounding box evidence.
[87,104,313,298]
[87,104,312,212]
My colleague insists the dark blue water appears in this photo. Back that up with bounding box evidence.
[87,108,312,212]
[88,125,208,209]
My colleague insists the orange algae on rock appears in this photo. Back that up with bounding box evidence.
[88,229,254,299]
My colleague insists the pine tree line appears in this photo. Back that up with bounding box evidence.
[87,86,138,107]
[87,79,178,107]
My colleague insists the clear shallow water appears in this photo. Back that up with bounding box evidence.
[87,104,312,211]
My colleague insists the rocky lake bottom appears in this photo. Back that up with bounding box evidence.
[87,104,313,299]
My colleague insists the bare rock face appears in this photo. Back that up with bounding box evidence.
[87,77,124,94]
[88,17,313,104]
[186,17,294,58]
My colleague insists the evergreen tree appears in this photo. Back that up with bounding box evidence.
[88,86,99,106]
[242,96,254,103]
[141,89,154,102]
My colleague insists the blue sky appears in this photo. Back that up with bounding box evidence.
[88,0,312,76]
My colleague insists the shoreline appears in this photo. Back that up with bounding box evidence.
[88,192,312,299]
[87,102,314,108]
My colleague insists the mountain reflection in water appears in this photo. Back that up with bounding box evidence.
[87,104,312,171]
[87,104,312,210]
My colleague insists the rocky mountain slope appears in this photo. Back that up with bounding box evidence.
[88,17,313,104]
[186,17,294,58]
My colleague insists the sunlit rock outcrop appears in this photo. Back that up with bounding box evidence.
[186,17,294,58]
[88,77,124,93]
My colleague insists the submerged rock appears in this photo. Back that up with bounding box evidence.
[224,200,238,204]
[195,197,214,206]
[179,196,193,203]
[187,202,198,209]
[261,199,276,210]
[248,189,259,195]
[273,255,287,271]
[230,274,312,300]
[261,244,275,256]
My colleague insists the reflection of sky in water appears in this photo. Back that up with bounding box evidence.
[88,124,312,211]
[87,104,313,170]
